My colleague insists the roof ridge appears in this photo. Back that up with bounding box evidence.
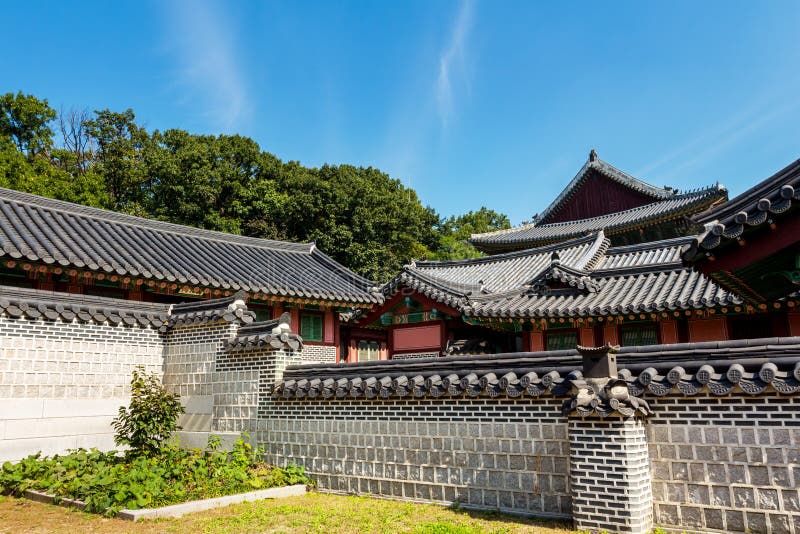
[469,184,722,243]
[605,235,697,254]
[309,247,379,291]
[402,268,479,297]
[415,233,600,267]
[694,156,800,224]
[0,187,313,253]
[573,231,608,271]
[0,286,170,313]
[536,153,674,224]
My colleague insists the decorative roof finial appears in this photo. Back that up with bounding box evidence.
[589,149,598,162]
[550,251,561,266]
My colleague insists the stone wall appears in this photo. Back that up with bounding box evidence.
[391,351,440,360]
[648,392,800,533]
[0,315,164,461]
[300,344,337,364]
[162,322,238,447]
[257,397,570,516]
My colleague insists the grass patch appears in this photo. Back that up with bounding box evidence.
[0,492,573,533]
[0,437,311,516]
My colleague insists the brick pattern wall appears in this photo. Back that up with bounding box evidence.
[0,316,164,461]
[392,351,440,360]
[0,316,163,398]
[569,418,653,534]
[300,344,336,364]
[214,348,303,433]
[257,397,571,517]
[648,391,800,534]
[163,322,237,439]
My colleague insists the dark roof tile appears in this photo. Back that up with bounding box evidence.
[470,185,725,250]
[382,234,740,320]
[0,187,382,305]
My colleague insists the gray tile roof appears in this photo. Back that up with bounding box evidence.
[0,286,170,328]
[537,151,675,224]
[0,187,382,305]
[383,233,741,319]
[469,185,726,250]
[169,290,256,326]
[273,336,800,400]
[684,156,800,260]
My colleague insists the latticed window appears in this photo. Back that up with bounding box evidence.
[300,312,323,342]
[358,340,380,361]
[545,330,578,351]
[620,324,659,346]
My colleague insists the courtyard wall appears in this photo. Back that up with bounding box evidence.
[1,291,799,533]
[0,308,164,460]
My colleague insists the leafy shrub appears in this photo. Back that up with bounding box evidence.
[0,436,313,516]
[112,366,184,456]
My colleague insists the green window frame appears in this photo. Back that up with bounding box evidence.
[545,330,578,351]
[619,323,659,346]
[300,312,324,342]
[357,340,380,362]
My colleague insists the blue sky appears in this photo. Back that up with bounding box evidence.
[3,1,800,225]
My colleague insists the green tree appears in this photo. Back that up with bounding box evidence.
[0,92,56,158]
[112,367,184,456]
[275,163,441,281]
[85,109,150,212]
[434,207,511,260]
[146,130,289,235]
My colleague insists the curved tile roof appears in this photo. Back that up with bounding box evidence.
[0,286,170,329]
[537,151,674,225]
[0,187,382,304]
[684,156,800,260]
[470,185,726,250]
[383,234,741,320]
[274,337,800,400]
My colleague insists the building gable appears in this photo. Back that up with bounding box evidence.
[541,168,663,224]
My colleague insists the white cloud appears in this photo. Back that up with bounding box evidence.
[436,0,475,128]
[163,0,250,132]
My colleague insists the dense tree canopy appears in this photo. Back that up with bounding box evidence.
[0,92,511,281]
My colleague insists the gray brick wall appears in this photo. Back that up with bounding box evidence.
[0,315,164,461]
[300,344,336,364]
[392,351,440,360]
[569,418,653,534]
[648,391,800,534]
[257,396,571,517]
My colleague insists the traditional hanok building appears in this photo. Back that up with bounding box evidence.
[0,187,383,362]
[683,155,800,330]
[469,150,727,252]
[347,152,800,361]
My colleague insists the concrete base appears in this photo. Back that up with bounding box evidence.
[118,484,308,520]
[24,484,308,521]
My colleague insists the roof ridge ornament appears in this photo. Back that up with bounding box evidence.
[589,149,598,162]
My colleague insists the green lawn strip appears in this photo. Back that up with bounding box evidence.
[174,494,572,534]
[0,492,573,533]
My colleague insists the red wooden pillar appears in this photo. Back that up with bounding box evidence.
[602,325,619,346]
[578,327,594,347]
[530,331,544,352]
[688,318,728,342]
[659,320,679,344]
[788,312,800,336]
[521,331,532,352]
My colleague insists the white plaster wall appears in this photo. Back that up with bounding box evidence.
[0,316,164,462]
